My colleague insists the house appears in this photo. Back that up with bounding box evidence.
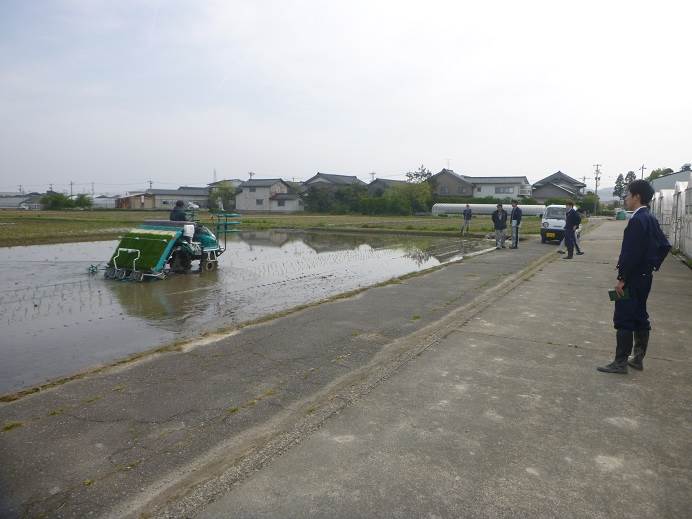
[116,192,155,209]
[117,186,210,210]
[236,179,304,213]
[367,178,408,196]
[531,171,586,203]
[428,169,531,199]
[427,169,474,196]
[650,169,692,191]
[303,172,367,189]
[467,176,532,198]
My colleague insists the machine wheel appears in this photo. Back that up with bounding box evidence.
[115,269,127,280]
[202,260,216,272]
[104,266,115,279]
[170,250,192,274]
[130,271,144,282]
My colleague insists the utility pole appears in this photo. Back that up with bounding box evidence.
[147,179,153,190]
[49,183,53,192]
[91,182,95,197]
[593,164,602,214]
[639,164,647,179]
[69,181,74,197]
[18,184,23,194]
[248,171,255,180]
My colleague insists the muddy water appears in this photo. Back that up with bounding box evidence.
[0,231,487,393]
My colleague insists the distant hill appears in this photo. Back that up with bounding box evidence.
[597,187,618,202]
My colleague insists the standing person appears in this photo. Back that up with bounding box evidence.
[562,201,581,259]
[509,200,522,249]
[491,203,508,249]
[461,204,472,235]
[598,180,671,374]
[170,200,187,221]
[557,227,584,255]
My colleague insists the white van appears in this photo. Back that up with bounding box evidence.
[540,205,567,243]
[540,204,581,243]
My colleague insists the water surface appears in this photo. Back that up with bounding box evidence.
[0,231,486,393]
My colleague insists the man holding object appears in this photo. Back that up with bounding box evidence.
[597,180,671,374]
[562,201,581,259]
[509,200,522,249]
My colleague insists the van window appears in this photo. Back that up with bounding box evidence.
[545,207,565,219]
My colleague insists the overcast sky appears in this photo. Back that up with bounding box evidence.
[1,0,690,195]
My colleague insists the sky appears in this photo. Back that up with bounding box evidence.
[1,0,690,195]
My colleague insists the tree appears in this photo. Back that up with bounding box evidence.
[405,164,432,184]
[681,163,691,172]
[647,168,673,181]
[209,183,237,210]
[304,186,334,213]
[385,182,432,214]
[41,192,74,209]
[613,173,625,199]
[74,194,92,208]
[580,193,599,214]
[624,171,637,187]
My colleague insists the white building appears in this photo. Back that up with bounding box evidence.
[672,180,689,252]
[652,189,675,236]
[428,170,532,199]
[470,176,533,199]
[236,179,304,213]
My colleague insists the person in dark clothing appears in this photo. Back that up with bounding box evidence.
[562,201,581,259]
[170,200,187,221]
[491,204,508,249]
[597,180,671,374]
[509,200,522,249]
[461,204,472,235]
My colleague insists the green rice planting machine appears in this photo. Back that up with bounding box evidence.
[104,212,241,281]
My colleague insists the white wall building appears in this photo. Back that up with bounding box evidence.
[469,176,533,199]
[236,179,304,213]
[672,180,689,252]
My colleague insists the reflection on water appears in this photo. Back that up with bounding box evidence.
[0,231,485,393]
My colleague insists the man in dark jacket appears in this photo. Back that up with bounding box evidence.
[170,200,187,221]
[563,201,581,259]
[461,204,472,235]
[509,200,522,249]
[598,180,671,374]
[491,203,508,249]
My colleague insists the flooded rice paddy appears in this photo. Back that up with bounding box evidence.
[0,231,487,394]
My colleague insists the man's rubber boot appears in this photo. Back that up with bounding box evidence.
[597,329,633,374]
[628,330,650,371]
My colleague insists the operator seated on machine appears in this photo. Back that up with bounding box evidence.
[169,200,187,222]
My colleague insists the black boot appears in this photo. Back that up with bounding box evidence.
[628,330,650,371]
[597,329,633,374]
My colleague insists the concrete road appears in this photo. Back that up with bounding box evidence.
[198,220,692,519]
[1,232,550,518]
